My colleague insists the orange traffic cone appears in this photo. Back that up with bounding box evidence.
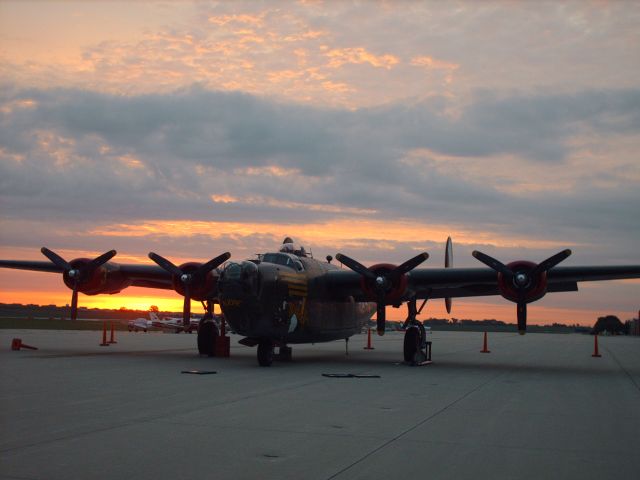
[480,331,490,353]
[108,322,117,344]
[11,338,38,351]
[100,321,110,346]
[591,334,602,358]
[363,327,374,350]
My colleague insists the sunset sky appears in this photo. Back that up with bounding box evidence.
[0,1,638,325]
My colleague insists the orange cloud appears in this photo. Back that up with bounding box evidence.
[86,217,546,250]
[208,14,265,27]
[325,47,399,69]
[410,55,459,71]
[211,194,239,204]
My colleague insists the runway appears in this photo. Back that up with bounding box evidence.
[1,329,639,480]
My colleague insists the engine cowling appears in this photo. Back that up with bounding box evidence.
[473,249,572,333]
[360,263,408,305]
[335,252,429,335]
[62,258,128,295]
[148,251,231,328]
[170,262,219,301]
[41,247,118,320]
[497,261,548,304]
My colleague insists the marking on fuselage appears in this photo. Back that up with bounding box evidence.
[277,273,309,327]
[221,298,242,307]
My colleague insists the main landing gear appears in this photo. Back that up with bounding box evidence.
[403,297,432,365]
[197,301,218,357]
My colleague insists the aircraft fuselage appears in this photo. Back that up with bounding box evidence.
[218,253,376,344]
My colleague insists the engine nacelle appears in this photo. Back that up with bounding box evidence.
[171,262,218,301]
[360,263,408,304]
[63,258,130,295]
[497,260,548,304]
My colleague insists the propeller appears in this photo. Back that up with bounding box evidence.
[444,236,453,314]
[472,249,572,333]
[335,252,429,335]
[148,251,231,327]
[41,247,117,321]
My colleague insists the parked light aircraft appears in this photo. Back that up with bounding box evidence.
[127,316,153,332]
[127,312,200,333]
[1,238,639,366]
[149,311,200,333]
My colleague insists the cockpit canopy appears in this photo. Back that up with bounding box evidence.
[261,252,304,272]
[279,237,308,258]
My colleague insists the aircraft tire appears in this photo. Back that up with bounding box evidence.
[197,321,218,357]
[257,340,274,367]
[403,327,420,363]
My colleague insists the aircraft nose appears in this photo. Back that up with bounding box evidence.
[219,261,260,296]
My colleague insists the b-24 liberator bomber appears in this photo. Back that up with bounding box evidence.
[1,237,639,366]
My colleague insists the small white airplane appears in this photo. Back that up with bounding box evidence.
[128,312,201,333]
[149,311,200,333]
[127,315,153,332]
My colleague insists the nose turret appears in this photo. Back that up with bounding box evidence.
[219,260,260,295]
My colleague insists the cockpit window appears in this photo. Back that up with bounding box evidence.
[261,253,304,271]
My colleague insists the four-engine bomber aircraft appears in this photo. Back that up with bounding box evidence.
[1,238,639,366]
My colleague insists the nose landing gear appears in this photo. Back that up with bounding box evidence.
[257,340,292,366]
[403,297,432,366]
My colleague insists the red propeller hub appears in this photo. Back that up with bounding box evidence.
[171,262,218,301]
[361,263,409,304]
[497,260,548,303]
[63,258,107,293]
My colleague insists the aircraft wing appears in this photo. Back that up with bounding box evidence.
[0,260,174,290]
[323,258,639,334]
[0,248,229,323]
[325,265,640,302]
[0,260,65,274]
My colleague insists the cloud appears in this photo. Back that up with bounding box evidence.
[1,83,638,266]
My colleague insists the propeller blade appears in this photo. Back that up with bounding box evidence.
[517,302,527,334]
[335,253,377,281]
[376,303,386,336]
[532,249,572,277]
[41,247,72,271]
[89,250,117,269]
[148,252,183,277]
[195,252,231,277]
[71,284,79,321]
[389,252,429,281]
[472,250,513,277]
[445,297,452,314]
[183,286,191,327]
[445,236,453,313]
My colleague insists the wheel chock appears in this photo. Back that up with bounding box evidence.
[11,338,38,351]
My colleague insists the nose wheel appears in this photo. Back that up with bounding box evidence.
[257,340,274,367]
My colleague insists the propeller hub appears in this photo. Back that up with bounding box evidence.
[514,272,528,287]
[375,276,385,287]
[68,269,79,279]
[180,273,191,284]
